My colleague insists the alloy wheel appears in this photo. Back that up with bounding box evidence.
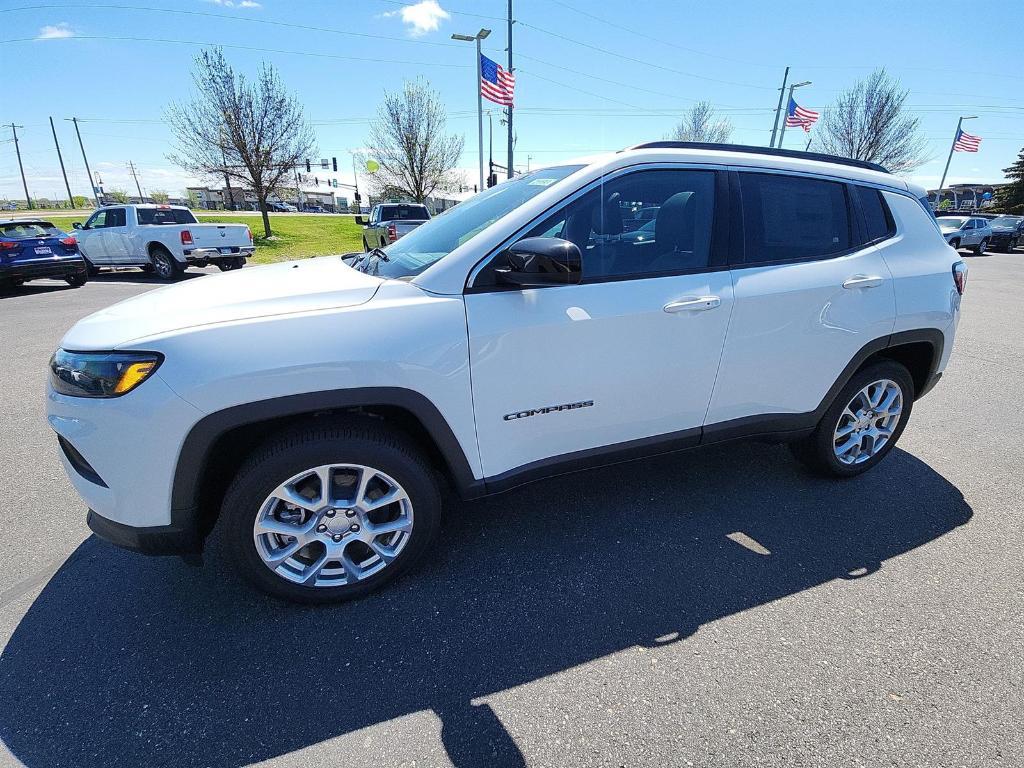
[152,252,174,278]
[252,463,414,587]
[832,379,903,466]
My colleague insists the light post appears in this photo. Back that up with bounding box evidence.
[452,28,491,192]
[937,115,978,205]
[776,80,811,149]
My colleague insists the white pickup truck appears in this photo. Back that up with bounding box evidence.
[356,203,431,251]
[72,204,255,280]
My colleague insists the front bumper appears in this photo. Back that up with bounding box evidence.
[48,373,207,553]
[1,256,86,282]
[990,233,1018,249]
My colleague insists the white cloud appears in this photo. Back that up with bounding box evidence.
[37,22,74,39]
[384,0,450,36]
[205,0,262,8]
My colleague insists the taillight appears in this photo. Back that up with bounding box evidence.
[952,261,967,296]
[60,236,77,249]
[0,241,18,251]
[180,229,193,245]
[246,226,253,244]
[387,222,397,243]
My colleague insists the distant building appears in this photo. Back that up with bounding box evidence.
[926,183,1005,212]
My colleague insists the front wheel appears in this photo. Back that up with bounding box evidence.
[948,238,961,250]
[220,420,442,604]
[149,247,182,280]
[974,238,988,255]
[790,360,914,478]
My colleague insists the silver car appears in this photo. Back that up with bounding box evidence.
[937,215,993,254]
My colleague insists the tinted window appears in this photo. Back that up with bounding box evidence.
[107,208,127,227]
[137,208,197,225]
[378,205,429,221]
[85,211,107,229]
[520,169,716,280]
[854,186,894,244]
[740,173,850,263]
[0,221,61,238]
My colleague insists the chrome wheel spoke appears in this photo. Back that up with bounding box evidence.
[271,483,318,512]
[354,467,377,506]
[363,487,408,512]
[368,539,399,564]
[832,379,903,465]
[299,549,331,585]
[263,537,307,566]
[368,516,413,536]
[316,466,334,506]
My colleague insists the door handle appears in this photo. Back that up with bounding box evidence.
[663,295,721,313]
[842,275,884,290]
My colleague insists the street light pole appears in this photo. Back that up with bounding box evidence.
[67,117,100,208]
[938,115,977,201]
[506,0,514,179]
[452,28,491,192]
[768,66,789,148]
[776,80,811,149]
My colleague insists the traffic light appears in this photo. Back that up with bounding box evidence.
[332,157,338,172]
[314,177,319,186]
[305,160,311,173]
[355,192,362,202]
[487,173,498,188]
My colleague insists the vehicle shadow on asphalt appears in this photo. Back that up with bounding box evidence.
[0,443,972,768]
[0,271,207,298]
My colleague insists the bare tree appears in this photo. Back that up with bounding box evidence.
[365,78,464,203]
[668,101,733,144]
[166,47,315,237]
[816,69,929,173]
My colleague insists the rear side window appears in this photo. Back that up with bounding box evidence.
[853,186,895,244]
[137,208,197,225]
[739,173,851,263]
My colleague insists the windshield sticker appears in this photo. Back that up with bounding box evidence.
[528,178,557,186]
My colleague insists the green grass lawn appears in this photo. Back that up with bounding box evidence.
[42,213,363,265]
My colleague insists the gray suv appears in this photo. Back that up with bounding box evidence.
[937,215,993,254]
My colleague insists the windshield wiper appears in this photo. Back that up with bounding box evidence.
[352,247,390,274]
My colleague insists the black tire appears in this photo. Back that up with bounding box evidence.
[140,264,154,274]
[220,418,442,604]
[65,273,87,288]
[84,258,100,277]
[949,238,961,250]
[149,246,182,280]
[974,238,988,255]
[790,360,915,478]
[216,257,245,272]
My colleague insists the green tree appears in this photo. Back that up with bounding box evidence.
[994,146,1024,214]
[72,195,89,208]
[151,189,170,204]
[108,188,130,203]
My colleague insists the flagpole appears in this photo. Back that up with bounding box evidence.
[475,37,485,191]
[777,80,811,150]
[937,116,965,198]
[769,66,789,148]
[506,0,514,178]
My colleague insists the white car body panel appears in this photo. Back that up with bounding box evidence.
[466,272,734,477]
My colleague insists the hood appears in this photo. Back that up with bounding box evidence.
[991,223,1015,232]
[61,256,383,350]
[939,223,962,233]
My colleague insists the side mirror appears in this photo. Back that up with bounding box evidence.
[354,215,367,226]
[72,222,83,230]
[496,237,582,287]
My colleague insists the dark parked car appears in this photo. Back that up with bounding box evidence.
[988,216,1024,251]
[0,219,87,292]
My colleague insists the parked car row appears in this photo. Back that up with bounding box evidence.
[0,219,88,291]
[936,213,1024,254]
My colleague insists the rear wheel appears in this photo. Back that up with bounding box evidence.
[974,238,988,255]
[149,246,182,280]
[216,257,245,271]
[790,360,914,478]
[220,420,442,604]
[65,273,87,288]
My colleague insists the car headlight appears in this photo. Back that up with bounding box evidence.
[49,350,163,398]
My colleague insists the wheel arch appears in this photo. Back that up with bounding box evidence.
[171,388,482,547]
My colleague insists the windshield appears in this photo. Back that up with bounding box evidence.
[353,165,584,279]
[939,217,968,229]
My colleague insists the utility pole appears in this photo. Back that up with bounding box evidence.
[938,115,978,197]
[452,29,490,192]
[506,0,514,179]
[776,80,811,150]
[488,110,494,185]
[7,124,32,209]
[49,117,75,208]
[127,160,144,201]
[768,66,789,148]
[68,117,100,207]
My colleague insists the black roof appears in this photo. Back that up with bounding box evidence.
[627,141,889,174]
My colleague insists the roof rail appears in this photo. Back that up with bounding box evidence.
[626,141,890,174]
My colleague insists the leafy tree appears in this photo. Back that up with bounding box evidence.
[816,69,929,173]
[365,78,464,203]
[72,195,89,208]
[108,188,130,204]
[150,189,170,204]
[668,101,733,144]
[994,146,1024,214]
[166,47,315,237]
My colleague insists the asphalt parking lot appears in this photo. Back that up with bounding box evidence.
[0,254,1021,768]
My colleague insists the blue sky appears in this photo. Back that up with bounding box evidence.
[2,0,1023,202]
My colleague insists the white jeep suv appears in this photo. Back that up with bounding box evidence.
[47,143,966,603]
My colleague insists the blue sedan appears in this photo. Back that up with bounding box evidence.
[0,219,88,292]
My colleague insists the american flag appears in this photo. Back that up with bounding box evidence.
[785,97,819,132]
[953,127,982,152]
[480,53,515,106]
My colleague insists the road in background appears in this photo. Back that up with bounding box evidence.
[0,256,1021,767]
